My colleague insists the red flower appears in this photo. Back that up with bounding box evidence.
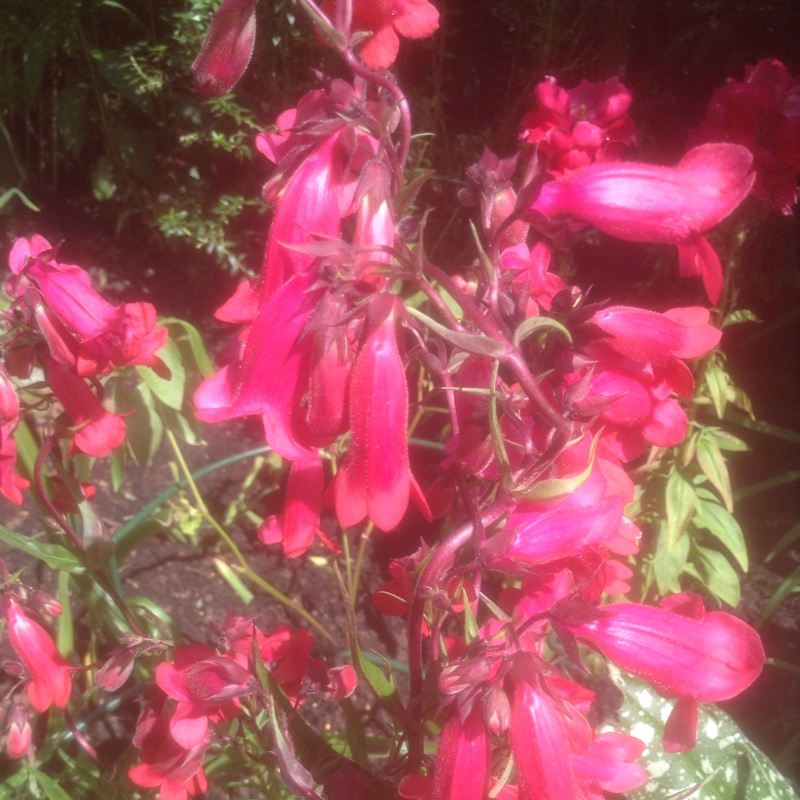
[520,76,637,175]
[156,645,252,750]
[129,693,210,800]
[334,294,431,531]
[431,706,490,800]
[692,58,800,214]
[2,595,71,713]
[41,354,126,457]
[192,0,257,97]
[564,594,765,750]
[526,144,755,303]
[332,0,440,70]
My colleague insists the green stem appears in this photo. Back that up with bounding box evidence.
[165,431,338,646]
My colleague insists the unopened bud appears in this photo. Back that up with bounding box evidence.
[483,685,511,737]
[440,657,491,695]
[6,705,32,759]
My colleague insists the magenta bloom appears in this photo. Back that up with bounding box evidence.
[192,0,257,97]
[334,295,431,531]
[692,58,800,214]
[520,76,637,175]
[41,355,127,456]
[565,594,764,750]
[431,707,490,800]
[8,236,167,376]
[324,0,440,69]
[156,645,251,750]
[527,143,755,303]
[2,595,71,713]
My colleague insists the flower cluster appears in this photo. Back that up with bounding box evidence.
[691,58,800,215]
[2,235,166,465]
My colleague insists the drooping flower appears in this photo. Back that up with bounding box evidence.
[520,76,637,175]
[333,294,431,531]
[2,595,71,713]
[8,236,167,376]
[326,0,440,70]
[192,0,257,97]
[526,143,755,303]
[691,58,800,214]
[156,645,253,750]
[431,706,490,800]
[562,593,765,750]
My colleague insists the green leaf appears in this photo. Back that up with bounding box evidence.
[694,545,741,607]
[665,470,696,550]
[756,564,800,628]
[705,428,750,452]
[722,308,759,327]
[26,769,74,800]
[694,500,748,571]
[654,520,690,595]
[214,559,254,605]
[764,520,800,564]
[91,155,117,201]
[137,338,186,410]
[512,315,572,348]
[705,362,729,419]
[117,382,163,466]
[405,306,506,358]
[0,526,82,572]
[56,84,89,155]
[613,668,800,800]
[56,571,74,659]
[162,317,215,379]
[696,437,733,511]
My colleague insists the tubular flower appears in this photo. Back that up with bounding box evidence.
[691,58,800,214]
[192,0,257,97]
[324,0,440,70]
[431,706,490,800]
[334,294,431,531]
[8,236,167,376]
[563,594,765,750]
[2,595,71,713]
[526,143,755,303]
[520,76,637,175]
[41,354,127,456]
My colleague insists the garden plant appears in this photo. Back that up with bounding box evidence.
[1,0,799,798]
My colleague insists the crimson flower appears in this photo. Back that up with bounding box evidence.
[526,143,755,303]
[2,595,71,713]
[691,58,800,214]
[129,693,210,800]
[156,645,252,750]
[41,354,127,457]
[431,706,490,800]
[326,0,440,70]
[563,593,765,750]
[192,0,257,97]
[333,294,431,531]
[520,76,637,175]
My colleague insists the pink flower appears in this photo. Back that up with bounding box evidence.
[564,594,765,750]
[41,354,127,456]
[129,694,210,800]
[526,143,755,303]
[2,595,71,713]
[259,455,332,557]
[156,645,252,750]
[334,294,431,531]
[328,0,440,70]
[431,706,490,800]
[691,58,800,214]
[8,236,167,376]
[520,76,637,175]
[192,0,257,97]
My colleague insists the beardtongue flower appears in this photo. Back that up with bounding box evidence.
[192,0,257,97]
[323,0,440,70]
[2,595,71,713]
[562,594,765,751]
[333,294,432,532]
[41,355,126,457]
[431,706,490,800]
[525,143,755,303]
